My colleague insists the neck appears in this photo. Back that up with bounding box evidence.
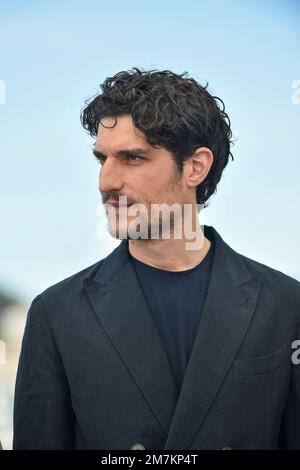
[128,215,211,271]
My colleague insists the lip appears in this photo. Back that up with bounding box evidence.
[106,198,132,204]
[105,202,133,208]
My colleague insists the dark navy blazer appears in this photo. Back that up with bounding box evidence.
[13,225,300,449]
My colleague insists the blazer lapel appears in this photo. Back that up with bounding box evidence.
[82,239,179,436]
[163,225,262,449]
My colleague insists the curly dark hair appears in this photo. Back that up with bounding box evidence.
[80,67,234,208]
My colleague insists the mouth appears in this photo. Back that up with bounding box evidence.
[111,204,132,209]
[105,202,133,209]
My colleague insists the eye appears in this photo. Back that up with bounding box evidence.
[93,154,143,165]
[126,154,143,162]
[94,155,106,165]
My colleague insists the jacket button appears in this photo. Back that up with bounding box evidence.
[131,443,145,450]
[222,446,232,450]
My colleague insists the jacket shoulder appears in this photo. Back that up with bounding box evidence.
[237,251,300,299]
[32,256,107,304]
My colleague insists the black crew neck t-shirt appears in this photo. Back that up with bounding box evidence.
[128,240,215,392]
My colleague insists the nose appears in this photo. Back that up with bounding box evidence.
[99,158,123,195]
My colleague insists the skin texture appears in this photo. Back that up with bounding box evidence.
[95,115,214,271]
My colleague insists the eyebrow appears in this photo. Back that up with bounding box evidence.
[92,147,151,159]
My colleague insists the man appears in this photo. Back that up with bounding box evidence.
[13,68,300,450]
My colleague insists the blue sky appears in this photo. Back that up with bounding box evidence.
[0,0,299,303]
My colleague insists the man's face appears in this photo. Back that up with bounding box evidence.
[94,114,193,240]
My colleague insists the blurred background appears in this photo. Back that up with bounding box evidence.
[0,0,299,449]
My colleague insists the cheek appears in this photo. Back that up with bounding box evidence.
[130,175,153,197]
[132,165,180,202]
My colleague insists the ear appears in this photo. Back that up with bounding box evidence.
[185,147,214,188]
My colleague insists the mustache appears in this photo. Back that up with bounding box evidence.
[102,194,136,205]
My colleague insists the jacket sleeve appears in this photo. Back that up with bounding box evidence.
[13,295,75,449]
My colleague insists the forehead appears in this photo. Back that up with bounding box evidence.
[96,115,148,149]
